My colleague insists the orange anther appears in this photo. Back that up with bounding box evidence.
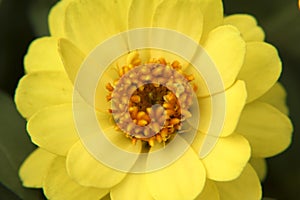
[158,58,167,65]
[130,95,141,103]
[137,119,148,126]
[163,103,173,109]
[148,137,155,147]
[137,111,147,120]
[185,74,195,81]
[132,138,137,145]
[171,60,181,69]
[106,94,112,101]
[160,128,168,138]
[156,134,163,143]
[105,83,114,92]
[170,118,180,125]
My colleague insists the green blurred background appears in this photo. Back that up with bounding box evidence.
[0,0,299,199]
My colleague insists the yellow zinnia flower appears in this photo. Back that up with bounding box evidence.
[15,0,293,199]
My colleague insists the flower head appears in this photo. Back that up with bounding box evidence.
[16,0,293,199]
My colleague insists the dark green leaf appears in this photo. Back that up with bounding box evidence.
[0,91,45,200]
[27,0,57,36]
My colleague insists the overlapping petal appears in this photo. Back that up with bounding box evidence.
[128,0,162,29]
[27,104,79,156]
[223,14,265,42]
[64,0,129,54]
[66,141,128,189]
[195,179,220,200]
[24,37,64,73]
[19,148,56,188]
[216,164,262,200]
[152,0,203,42]
[202,134,251,181]
[236,101,293,157]
[146,147,206,200]
[238,42,282,103]
[15,71,73,118]
[204,25,246,90]
[44,157,109,200]
[58,38,85,84]
[197,0,223,43]
[111,174,153,200]
[48,0,72,37]
[258,82,289,114]
[250,158,267,181]
[196,81,247,138]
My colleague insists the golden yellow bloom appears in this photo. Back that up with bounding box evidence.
[16,0,293,199]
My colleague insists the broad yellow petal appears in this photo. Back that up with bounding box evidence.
[44,157,109,200]
[146,147,206,200]
[258,82,289,115]
[216,164,262,200]
[198,81,247,138]
[223,14,265,42]
[153,0,203,42]
[15,71,73,119]
[64,0,129,54]
[27,104,79,156]
[204,25,245,90]
[66,141,127,189]
[111,174,153,200]
[48,0,72,37]
[128,0,162,28]
[19,148,56,188]
[195,179,220,200]
[250,157,267,181]
[202,134,251,181]
[220,81,247,137]
[58,38,85,84]
[198,0,223,43]
[236,101,293,157]
[238,42,282,103]
[24,37,64,73]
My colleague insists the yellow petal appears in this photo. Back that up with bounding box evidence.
[152,0,203,42]
[111,174,153,200]
[64,0,129,54]
[223,14,265,42]
[204,25,246,90]
[195,179,220,200]
[15,71,73,119]
[48,0,72,37]
[236,101,293,157]
[94,66,119,112]
[202,134,251,181]
[215,164,262,200]
[220,81,247,136]
[44,157,109,200]
[198,0,223,43]
[258,82,289,115]
[197,81,247,138]
[58,38,85,84]
[19,148,56,188]
[128,0,162,28]
[27,104,79,156]
[250,157,267,181]
[66,141,127,189]
[146,147,206,200]
[24,37,64,73]
[238,42,282,103]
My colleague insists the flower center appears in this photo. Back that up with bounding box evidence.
[106,52,196,147]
